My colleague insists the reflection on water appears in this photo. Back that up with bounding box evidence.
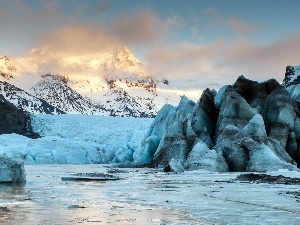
[2,165,300,225]
[0,165,200,225]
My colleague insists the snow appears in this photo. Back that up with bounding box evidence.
[284,65,300,102]
[286,65,300,83]
[0,114,153,164]
[1,48,200,117]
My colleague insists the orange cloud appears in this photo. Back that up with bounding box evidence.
[218,33,300,81]
[39,24,122,55]
[147,33,300,87]
[147,40,226,84]
[110,10,181,46]
[35,10,180,56]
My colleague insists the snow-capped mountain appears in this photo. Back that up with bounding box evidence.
[0,81,64,114]
[283,65,300,101]
[31,74,105,115]
[0,47,200,117]
[0,56,16,80]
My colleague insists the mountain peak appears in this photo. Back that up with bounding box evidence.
[0,55,17,80]
[283,65,300,87]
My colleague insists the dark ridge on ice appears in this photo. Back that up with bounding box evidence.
[236,173,300,185]
[61,172,120,181]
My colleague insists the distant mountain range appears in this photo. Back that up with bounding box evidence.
[0,47,200,117]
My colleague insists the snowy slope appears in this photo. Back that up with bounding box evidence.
[30,74,106,115]
[0,114,152,164]
[0,47,202,117]
[283,65,300,101]
[0,56,16,80]
[0,81,64,114]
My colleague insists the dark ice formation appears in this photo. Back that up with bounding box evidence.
[134,75,300,172]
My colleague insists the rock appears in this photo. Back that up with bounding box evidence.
[236,173,300,185]
[0,94,39,138]
[0,155,26,183]
[283,65,300,89]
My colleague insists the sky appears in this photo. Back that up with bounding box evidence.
[0,0,300,86]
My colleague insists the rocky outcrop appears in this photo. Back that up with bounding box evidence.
[0,94,39,138]
[0,81,65,115]
[0,155,26,183]
[134,75,300,172]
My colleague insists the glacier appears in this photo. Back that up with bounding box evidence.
[0,114,152,165]
[134,75,300,172]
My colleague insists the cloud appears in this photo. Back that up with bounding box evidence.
[147,41,226,81]
[110,10,181,47]
[41,0,63,22]
[38,24,122,55]
[147,33,300,87]
[225,18,258,33]
[205,7,258,34]
[110,11,162,46]
[34,9,181,57]
[218,33,300,81]
[87,0,110,14]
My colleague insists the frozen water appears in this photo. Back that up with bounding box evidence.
[0,156,26,183]
[0,114,153,164]
[1,165,300,225]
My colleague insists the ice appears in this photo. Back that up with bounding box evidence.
[237,114,267,143]
[133,104,176,163]
[0,114,152,164]
[247,143,298,172]
[214,85,227,108]
[169,158,185,173]
[1,164,300,225]
[184,140,228,172]
[0,155,26,183]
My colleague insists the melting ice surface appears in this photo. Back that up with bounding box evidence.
[1,165,300,225]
